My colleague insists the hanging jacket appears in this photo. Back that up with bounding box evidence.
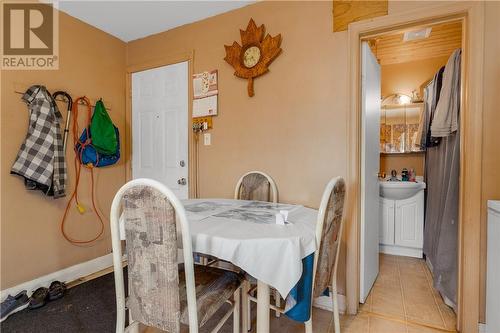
[11,85,67,198]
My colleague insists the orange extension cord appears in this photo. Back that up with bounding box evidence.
[60,96,104,244]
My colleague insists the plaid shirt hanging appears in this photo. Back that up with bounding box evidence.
[11,85,67,198]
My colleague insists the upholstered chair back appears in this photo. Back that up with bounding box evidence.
[234,171,278,203]
[313,177,346,298]
[123,185,182,332]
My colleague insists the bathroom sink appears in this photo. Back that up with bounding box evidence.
[379,181,426,200]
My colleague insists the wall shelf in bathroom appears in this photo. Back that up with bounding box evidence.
[380,151,425,156]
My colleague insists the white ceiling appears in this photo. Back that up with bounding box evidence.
[56,1,255,42]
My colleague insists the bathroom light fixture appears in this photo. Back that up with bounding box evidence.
[398,94,412,105]
[381,93,412,106]
[403,27,432,42]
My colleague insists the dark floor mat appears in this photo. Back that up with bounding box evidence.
[0,270,125,333]
[1,268,252,333]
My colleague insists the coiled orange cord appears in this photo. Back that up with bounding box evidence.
[60,96,104,244]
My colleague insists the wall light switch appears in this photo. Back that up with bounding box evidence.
[204,133,211,146]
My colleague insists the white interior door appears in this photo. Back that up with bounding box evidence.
[360,42,381,303]
[132,61,189,199]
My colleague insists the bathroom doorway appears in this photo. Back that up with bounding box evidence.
[360,19,463,330]
[346,4,486,331]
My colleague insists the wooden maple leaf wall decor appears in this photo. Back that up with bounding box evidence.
[224,19,282,97]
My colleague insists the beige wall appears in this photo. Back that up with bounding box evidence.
[0,11,126,289]
[380,154,425,176]
[381,56,449,98]
[127,0,350,293]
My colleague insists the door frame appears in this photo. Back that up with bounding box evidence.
[345,3,484,333]
[125,51,197,198]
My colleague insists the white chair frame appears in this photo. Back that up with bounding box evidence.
[243,177,345,333]
[233,171,278,203]
[110,178,241,333]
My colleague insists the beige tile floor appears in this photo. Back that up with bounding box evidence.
[359,254,456,332]
[143,254,457,333]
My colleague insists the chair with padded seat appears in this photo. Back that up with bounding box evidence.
[233,171,285,321]
[243,176,346,333]
[234,171,278,203]
[110,178,243,333]
[201,170,278,269]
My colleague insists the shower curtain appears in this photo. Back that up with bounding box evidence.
[424,129,460,308]
[423,49,461,309]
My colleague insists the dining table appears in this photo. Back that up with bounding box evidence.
[181,198,318,333]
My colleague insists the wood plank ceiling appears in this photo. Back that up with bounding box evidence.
[369,21,462,65]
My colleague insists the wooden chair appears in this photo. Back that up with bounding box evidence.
[243,177,346,333]
[110,178,243,333]
[234,171,278,203]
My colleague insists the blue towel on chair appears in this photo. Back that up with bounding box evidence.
[284,253,315,322]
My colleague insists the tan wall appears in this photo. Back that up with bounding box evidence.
[479,1,500,323]
[380,154,425,176]
[380,57,449,177]
[0,11,126,289]
[381,56,449,98]
[127,1,350,293]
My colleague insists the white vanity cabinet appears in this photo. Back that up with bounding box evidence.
[379,191,424,258]
[379,198,395,245]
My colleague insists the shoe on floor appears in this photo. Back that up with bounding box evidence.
[28,287,49,310]
[48,281,67,301]
[0,290,29,322]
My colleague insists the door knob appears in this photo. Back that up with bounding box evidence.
[177,178,187,185]
[179,160,185,167]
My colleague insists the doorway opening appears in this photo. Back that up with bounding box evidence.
[359,19,463,331]
[130,61,190,199]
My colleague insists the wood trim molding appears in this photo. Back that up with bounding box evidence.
[346,3,484,332]
[333,1,388,32]
[124,51,197,197]
[458,4,484,332]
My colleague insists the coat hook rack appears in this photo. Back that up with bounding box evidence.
[13,90,112,111]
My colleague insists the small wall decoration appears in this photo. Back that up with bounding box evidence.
[193,70,218,117]
[224,18,282,97]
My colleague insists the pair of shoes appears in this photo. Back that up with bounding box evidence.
[29,281,67,310]
[0,290,30,322]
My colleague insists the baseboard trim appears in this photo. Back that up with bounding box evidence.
[379,244,422,258]
[3,253,349,317]
[1,253,114,301]
[313,292,347,314]
[478,323,486,333]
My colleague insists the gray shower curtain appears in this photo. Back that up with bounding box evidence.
[423,129,459,308]
[423,49,461,309]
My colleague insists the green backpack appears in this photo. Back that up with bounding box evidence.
[90,100,117,155]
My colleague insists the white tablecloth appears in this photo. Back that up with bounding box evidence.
[182,199,318,298]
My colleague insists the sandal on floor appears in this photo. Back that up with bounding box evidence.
[28,287,49,309]
[48,281,66,301]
